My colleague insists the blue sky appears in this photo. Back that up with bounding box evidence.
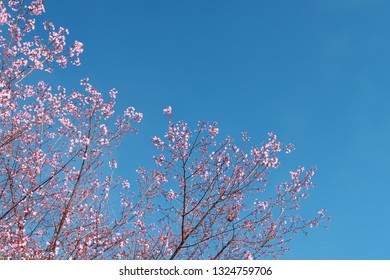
[44,0,390,259]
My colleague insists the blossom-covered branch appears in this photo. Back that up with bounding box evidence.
[0,1,142,259]
[124,107,329,259]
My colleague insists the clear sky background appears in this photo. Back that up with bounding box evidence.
[43,0,390,259]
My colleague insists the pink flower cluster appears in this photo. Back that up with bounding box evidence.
[0,1,142,260]
[130,119,329,260]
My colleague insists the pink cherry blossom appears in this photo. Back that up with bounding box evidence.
[163,106,172,116]
[0,1,142,260]
[130,119,329,260]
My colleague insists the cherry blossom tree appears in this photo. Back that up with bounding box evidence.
[0,1,328,260]
[125,109,329,259]
[0,0,142,259]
